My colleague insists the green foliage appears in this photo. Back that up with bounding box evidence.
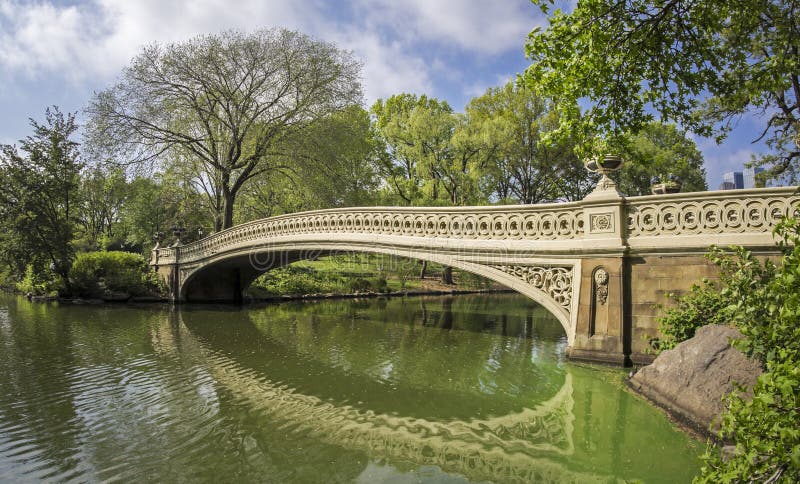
[467,82,591,202]
[346,277,373,293]
[251,255,495,296]
[698,359,800,483]
[371,276,389,293]
[371,93,492,206]
[69,251,163,297]
[525,0,800,179]
[14,264,62,296]
[254,267,327,295]
[654,219,800,482]
[252,264,391,296]
[617,123,708,196]
[235,106,383,219]
[78,166,129,250]
[0,107,82,291]
[456,270,493,290]
[117,173,212,252]
[653,279,729,352]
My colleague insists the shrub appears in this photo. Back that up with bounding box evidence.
[652,278,732,352]
[371,276,389,293]
[689,219,800,483]
[346,277,372,293]
[252,266,329,295]
[15,264,48,295]
[69,251,161,297]
[456,270,492,290]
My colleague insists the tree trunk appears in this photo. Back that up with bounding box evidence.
[221,189,236,230]
[441,266,453,285]
[419,260,427,279]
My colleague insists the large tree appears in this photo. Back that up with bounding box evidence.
[86,28,362,230]
[0,108,82,291]
[371,94,492,206]
[371,94,449,205]
[77,166,128,249]
[617,122,708,196]
[467,82,589,203]
[525,0,799,180]
[236,106,382,219]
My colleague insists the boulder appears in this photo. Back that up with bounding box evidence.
[628,324,762,436]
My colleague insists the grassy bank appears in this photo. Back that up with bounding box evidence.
[249,253,499,297]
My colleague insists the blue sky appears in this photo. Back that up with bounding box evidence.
[0,0,769,189]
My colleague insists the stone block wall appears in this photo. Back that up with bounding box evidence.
[628,256,720,364]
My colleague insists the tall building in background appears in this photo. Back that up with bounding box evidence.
[721,171,744,190]
[743,167,765,188]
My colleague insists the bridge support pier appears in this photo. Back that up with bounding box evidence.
[569,256,629,365]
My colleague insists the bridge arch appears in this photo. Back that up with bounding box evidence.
[176,242,581,345]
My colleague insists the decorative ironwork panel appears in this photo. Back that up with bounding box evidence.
[490,265,574,311]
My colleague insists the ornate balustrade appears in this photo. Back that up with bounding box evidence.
[155,187,799,267]
[153,201,587,266]
[625,187,800,252]
[627,187,800,236]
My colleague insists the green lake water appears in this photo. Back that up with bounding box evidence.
[0,293,701,483]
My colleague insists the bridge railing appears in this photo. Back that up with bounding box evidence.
[626,187,799,236]
[153,200,588,265]
[152,186,799,266]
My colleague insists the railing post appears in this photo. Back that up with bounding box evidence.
[569,177,631,365]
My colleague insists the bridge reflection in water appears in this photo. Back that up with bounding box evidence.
[149,295,700,483]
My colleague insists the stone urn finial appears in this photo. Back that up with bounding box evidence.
[584,154,626,199]
[152,230,165,249]
[651,173,682,195]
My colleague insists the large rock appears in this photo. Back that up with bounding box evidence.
[628,324,762,435]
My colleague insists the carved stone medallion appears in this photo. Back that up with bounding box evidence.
[594,267,609,305]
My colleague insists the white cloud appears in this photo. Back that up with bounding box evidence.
[0,0,325,82]
[352,0,540,55]
[332,29,434,104]
[0,0,437,106]
[703,147,758,188]
[0,1,94,77]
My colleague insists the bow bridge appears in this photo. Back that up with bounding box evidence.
[152,181,799,365]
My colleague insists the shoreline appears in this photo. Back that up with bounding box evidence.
[6,287,514,305]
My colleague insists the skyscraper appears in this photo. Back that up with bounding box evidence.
[743,167,764,188]
[721,171,744,190]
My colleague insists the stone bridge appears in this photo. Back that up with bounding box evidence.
[151,181,799,365]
